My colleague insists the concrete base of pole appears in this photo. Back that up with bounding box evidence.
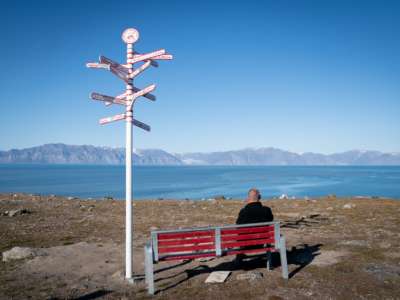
[126,275,144,285]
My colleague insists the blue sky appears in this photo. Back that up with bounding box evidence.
[0,0,399,154]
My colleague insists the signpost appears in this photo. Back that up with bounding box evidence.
[86,28,172,282]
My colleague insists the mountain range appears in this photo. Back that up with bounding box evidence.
[0,144,399,165]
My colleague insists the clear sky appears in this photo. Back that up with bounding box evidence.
[1,0,399,154]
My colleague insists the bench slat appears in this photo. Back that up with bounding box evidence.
[158,237,215,246]
[158,243,215,254]
[158,230,215,240]
[222,238,274,249]
[162,252,216,261]
[221,231,275,242]
[225,247,276,256]
[221,225,274,235]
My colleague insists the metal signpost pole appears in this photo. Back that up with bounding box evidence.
[125,39,134,281]
[86,27,172,282]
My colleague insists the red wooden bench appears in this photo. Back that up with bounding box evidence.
[144,221,288,294]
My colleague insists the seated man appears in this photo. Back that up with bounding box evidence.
[235,188,274,265]
[236,188,273,224]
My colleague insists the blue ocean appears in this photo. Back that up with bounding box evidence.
[0,165,399,200]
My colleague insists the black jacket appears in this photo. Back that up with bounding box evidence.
[236,202,274,224]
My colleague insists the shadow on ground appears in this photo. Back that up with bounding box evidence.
[154,243,323,294]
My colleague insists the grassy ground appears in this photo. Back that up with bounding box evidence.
[0,193,399,299]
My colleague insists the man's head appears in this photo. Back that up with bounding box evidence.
[247,188,261,203]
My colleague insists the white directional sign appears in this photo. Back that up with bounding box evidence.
[132,86,156,101]
[86,62,110,69]
[128,60,151,79]
[127,49,165,64]
[128,84,156,101]
[133,119,150,132]
[99,113,126,125]
[151,54,173,60]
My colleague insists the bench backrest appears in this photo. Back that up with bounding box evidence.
[151,221,280,261]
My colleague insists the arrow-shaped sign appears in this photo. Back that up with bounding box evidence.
[100,56,128,73]
[133,119,151,132]
[86,62,110,69]
[109,65,129,83]
[127,49,165,64]
[99,113,150,131]
[133,51,159,67]
[91,92,128,106]
[128,60,151,79]
[99,113,126,125]
[150,54,173,60]
[132,86,156,101]
[99,56,129,82]
[127,84,156,101]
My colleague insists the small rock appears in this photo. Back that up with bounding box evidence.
[236,271,263,281]
[8,208,31,217]
[2,247,47,262]
[343,203,355,209]
[326,207,334,211]
[205,271,231,283]
[67,196,78,200]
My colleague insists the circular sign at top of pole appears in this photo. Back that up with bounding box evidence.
[122,28,139,44]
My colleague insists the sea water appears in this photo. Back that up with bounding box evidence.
[0,164,399,200]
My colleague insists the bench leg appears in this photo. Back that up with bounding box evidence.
[266,251,271,271]
[279,236,289,280]
[144,242,155,295]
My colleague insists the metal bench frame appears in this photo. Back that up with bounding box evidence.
[144,221,288,295]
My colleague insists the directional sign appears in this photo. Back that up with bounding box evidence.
[91,92,128,106]
[128,84,156,101]
[128,60,151,79]
[110,65,129,83]
[100,56,129,74]
[132,86,156,101]
[127,49,165,64]
[133,119,150,132]
[86,62,110,69]
[151,54,173,60]
[99,113,126,125]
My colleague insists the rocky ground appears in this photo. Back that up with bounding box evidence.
[0,193,400,300]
